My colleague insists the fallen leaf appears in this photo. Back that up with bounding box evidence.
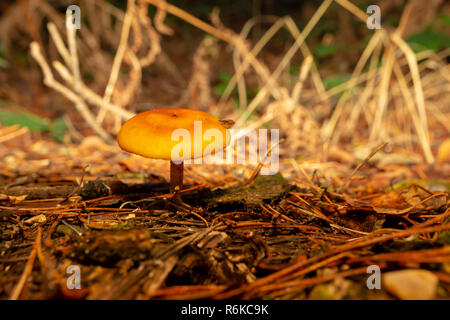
[24,214,47,225]
[0,193,28,204]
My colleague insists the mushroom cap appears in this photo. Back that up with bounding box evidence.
[117,108,229,161]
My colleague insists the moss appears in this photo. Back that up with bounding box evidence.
[110,221,134,230]
[56,224,82,236]
[309,284,335,300]
[437,231,450,245]
[209,173,291,207]
[391,179,450,191]
[80,180,112,199]
[373,231,450,254]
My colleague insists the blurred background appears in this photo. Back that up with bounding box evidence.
[0,0,449,165]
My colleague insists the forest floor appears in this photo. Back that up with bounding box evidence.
[0,133,449,300]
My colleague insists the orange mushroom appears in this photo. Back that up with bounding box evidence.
[117,108,230,194]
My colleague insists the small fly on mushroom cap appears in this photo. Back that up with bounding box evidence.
[117,108,232,195]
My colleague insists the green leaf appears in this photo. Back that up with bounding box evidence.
[323,74,350,90]
[218,72,232,83]
[214,83,228,95]
[289,64,299,75]
[49,118,67,143]
[314,43,339,58]
[0,110,49,132]
[439,14,450,26]
[214,72,233,95]
[407,30,450,52]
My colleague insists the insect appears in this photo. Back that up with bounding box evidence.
[219,119,235,129]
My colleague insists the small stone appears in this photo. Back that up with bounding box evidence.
[383,269,438,300]
[24,214,47,225]
[443,262,450,274]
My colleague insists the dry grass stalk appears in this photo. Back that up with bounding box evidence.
[234,0,333,128]
[9,228,41,300]
[30,42,113,142]
[176,37,218,108]
[144,0,448,163]
[29,0,168,141]
[19,0,448,164]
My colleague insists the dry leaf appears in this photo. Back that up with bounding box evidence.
[0,193,28,204]
[24,214,47,225]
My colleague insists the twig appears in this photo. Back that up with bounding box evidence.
[61,220,83,236]
[30,42,113,143]
[9,228,42,300]
[338,142,387,193]
[47,22,71,67]
[98,0,136,125]
[391,32,433,163]
[52,61,134,120]
[0,126,29,144]
[244,138,283,186]
[218,222,450,299]
[145,0,281,100]
[235,0,333,126]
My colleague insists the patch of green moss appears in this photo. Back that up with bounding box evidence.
[437,231,450,245]
[391,179,450,192]
[211,173,291,207]
[110,221,134,230]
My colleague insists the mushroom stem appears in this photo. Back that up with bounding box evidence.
[170,160,184,193]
